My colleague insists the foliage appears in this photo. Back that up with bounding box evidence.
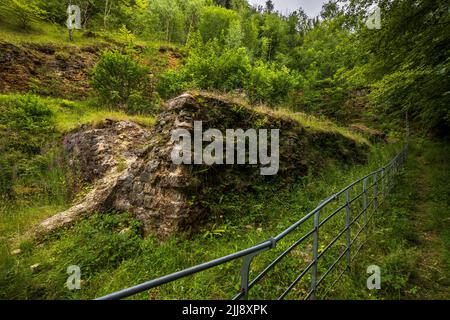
[157,33,251,97]
[334,140,450,299]
[345,0,450,134]
[245,61,301,106]
[0,211,143,299]
[198,5,239,43]
[90,50,154,113]
[0,0,449,302]
[0,0,46,29]
[3,0,446,133]
[0,95,55,197]
[0,140,405,300]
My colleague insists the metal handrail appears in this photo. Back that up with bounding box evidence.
[97,143,409,301]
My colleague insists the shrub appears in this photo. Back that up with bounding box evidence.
[157,34,251,98]
[245,61,301,106]
[156,68,190,99]
[183,35,251,91]
[0,94,55,198]
[90,51,154,113]
[198,6,239,44]
[0,0,46,29]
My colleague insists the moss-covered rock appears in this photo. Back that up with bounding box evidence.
[35,92,369,239]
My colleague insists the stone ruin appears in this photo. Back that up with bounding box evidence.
[36,92,369,238]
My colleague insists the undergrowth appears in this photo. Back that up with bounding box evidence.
[0,140,401,300]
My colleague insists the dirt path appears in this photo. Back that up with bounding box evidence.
[407,143,450,299]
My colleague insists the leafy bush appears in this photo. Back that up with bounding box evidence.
[0,94,55,198]
[185,35,251,90]
[0,0,46,29]
[198,5,239,43]
[245,61,301,106]
[90,51,154,113]
[156,68,190,99]
[157,33,251,98]
[157,36,303,107]
[370,66,450,135]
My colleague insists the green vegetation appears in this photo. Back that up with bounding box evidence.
[362,0,450,135]
[0,95,58,198]
[0,0,46,29]
[90,50,156,113]
[1,0,448,133]
[332,139,450,299]
[0,141,399,300]
[0,93,155,222]
[157,34,252,97]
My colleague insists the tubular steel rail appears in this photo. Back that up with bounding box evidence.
[97,143,409,301]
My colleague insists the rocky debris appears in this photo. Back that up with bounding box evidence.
[350,124,386,142]
[0,41,105,99]
[35,92,369,239]
[119,227,131,234]
[30,263,42,273]
[37,121,151,235]
[11,249,21,255]
[63,120,151,183]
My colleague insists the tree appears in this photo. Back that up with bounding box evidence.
[142,0,185,42]
[0,0,46,29]
[258,12,289,61]
[360,0,450,134]
[292,8,311,34]
[103,0,113,29]
[198,5,239,43]
[320,0,341,20]
[176,0,206,43]
[213,0,231,9]
[265,0,274,13]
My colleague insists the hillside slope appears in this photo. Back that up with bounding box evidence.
[0,24,405,301]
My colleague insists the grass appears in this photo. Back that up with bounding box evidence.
[328,138,450,300]
[0,92,155,254]
[0,19,179,61]
[263,107,370,145]
[0,21,104,46]
[189,90,370,146]
[0,94,156,133]
[1,21,446,300]
[4,138,447,300]
[0,89,408,301]
[52,99,156,131]
[0,20,151,48]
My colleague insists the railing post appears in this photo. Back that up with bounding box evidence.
[310,209,320,300]
[405,112,409,147]
[362,178,368,231]
[373,174,378,211]
[345,190,351,269]
[389,167,393,193]
[384,168,389,194]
